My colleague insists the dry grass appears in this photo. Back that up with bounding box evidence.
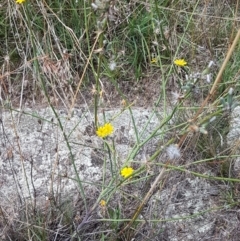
[1,0,240,240]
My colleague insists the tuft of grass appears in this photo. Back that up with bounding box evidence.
[1,0,240,240]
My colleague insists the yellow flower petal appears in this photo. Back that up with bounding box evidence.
[174,59,187,67]
[151,58,158,64]
[100,200,106,207]
[96,123,114,138]
[16,0,26,3]
[121,167,134,178]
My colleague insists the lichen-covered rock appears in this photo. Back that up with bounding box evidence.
[227,106,240,173]
[0,106,161,207]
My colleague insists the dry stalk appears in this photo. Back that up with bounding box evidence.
[69,30,102,116]
[117,163,168,237]
[178,28,240,147]
[117,28,240,237]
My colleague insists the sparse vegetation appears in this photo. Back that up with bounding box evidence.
[1,0,240,240]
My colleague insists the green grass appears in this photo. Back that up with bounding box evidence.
[1,0,240,240]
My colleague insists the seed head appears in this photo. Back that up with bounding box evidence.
[166,144,181,160]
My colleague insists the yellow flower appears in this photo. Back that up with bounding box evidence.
[16,0,26,3]
[100,200,106,207]
[151,58,158,64]
[96,123,114,138]
[174,59,187,67]
[121,167,134,178]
